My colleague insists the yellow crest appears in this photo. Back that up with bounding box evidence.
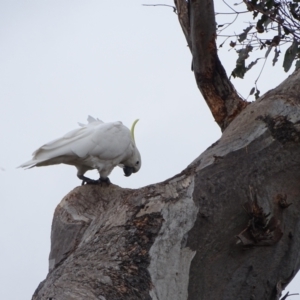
[130,119,139,143]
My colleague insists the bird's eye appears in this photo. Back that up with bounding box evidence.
[136,161,139,165]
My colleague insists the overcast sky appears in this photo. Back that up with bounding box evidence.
[1,1,299,299]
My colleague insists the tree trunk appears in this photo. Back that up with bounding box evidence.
[32,69,300,300]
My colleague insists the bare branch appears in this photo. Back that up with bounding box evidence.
[142,4,177,13]
[175,0,248,131]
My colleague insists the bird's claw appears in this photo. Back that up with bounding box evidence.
[78,175,110,186]
[81,178,99,186]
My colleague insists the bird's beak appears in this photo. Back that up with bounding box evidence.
[123,166,134,177]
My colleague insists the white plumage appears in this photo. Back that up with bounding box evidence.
[18,116,141,184]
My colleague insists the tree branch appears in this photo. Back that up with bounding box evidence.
[32,69,300,300]
[175,0,248,131]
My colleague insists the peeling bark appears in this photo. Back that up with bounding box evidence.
[175,0,248,131]
[33,70,300,300]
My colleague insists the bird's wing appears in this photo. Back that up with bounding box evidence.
[18,126,92,168]
[18,121,133,168]
[86,121,133,159]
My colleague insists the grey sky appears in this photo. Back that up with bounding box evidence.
[0,1,298,299]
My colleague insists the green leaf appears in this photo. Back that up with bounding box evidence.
[231,64,247,79]
[272,48,281,66]
[254,88,260,99]
[230,41,236,47]
[249,87,255,95]
[266,0,275,9]
[256,19,264,33]
[265,45,273,58]
[231,46,253,79]
[238,26,253,42]
[253,11,259,19]
[264,37,280,59]
[246,58,263,71]
[263,17,272,30]
[283,39,299,72]
[236,46,253,61]
[256,14,269,33]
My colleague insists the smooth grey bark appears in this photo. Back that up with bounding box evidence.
[33,69,300,300]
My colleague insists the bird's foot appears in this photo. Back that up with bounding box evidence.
[98,177,111,186]
[78,175,99,186]
[78,175,110,186]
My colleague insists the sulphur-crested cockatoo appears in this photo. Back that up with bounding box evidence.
[18,116,141,185]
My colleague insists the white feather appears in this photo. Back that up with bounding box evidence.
[18,116,141,180]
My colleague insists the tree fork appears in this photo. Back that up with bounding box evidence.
[33,69,300,300]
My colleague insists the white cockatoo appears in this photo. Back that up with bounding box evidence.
[18,116,141,185]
